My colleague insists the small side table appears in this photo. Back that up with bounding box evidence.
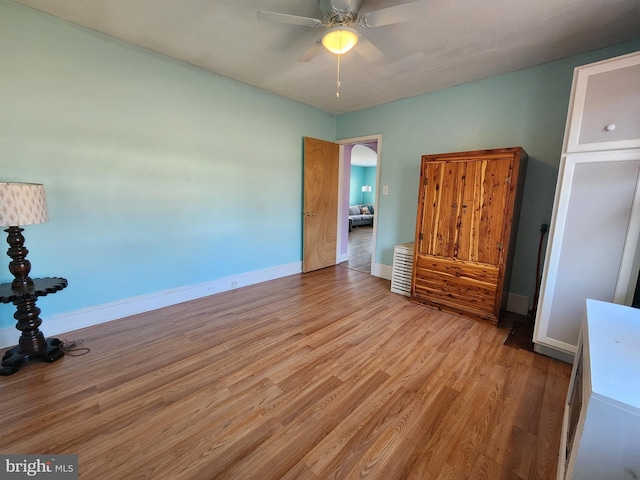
[0,277,68,376]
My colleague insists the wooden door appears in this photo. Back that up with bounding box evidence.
[303,137,339,273]
[458,156,513,266]
[416,160,467,259]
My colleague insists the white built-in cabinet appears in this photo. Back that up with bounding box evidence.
[533,51,640,362]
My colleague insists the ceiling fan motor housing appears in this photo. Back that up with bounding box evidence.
[320,0,362,26]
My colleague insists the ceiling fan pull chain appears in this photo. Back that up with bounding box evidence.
[336,53,341,98]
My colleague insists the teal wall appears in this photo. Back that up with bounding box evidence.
[0,1,335,328]
[349,166,376,205]
[337,40,640,305]
[363,168,376,205]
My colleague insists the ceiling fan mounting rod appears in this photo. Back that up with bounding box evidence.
[324,10,357,26]
[321,0,361,26]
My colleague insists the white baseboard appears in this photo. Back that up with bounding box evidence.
[506,293,530,315]
[533,342,575,364]
[372,262,392,280]
[0,262,302,349]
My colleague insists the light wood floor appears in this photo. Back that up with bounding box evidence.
[0,267,571,479]
[340,225,373,274]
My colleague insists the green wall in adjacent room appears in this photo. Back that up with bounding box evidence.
[349,166,376,205]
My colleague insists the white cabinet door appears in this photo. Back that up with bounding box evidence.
[533,151,640,359]
[565,52,640,153]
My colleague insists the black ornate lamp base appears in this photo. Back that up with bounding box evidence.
[0,277,68,376]
[1,337,63,375]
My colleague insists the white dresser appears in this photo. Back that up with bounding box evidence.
[559,299,640,479]
[534,51,640,362]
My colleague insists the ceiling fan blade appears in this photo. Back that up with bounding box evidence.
[358,0,428,28]
[257,10,324,28]
[354,37,383,62]
[298,42,324,62]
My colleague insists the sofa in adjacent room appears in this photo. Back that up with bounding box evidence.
[349,204,374,231]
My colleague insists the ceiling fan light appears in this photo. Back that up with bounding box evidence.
[322,27,359,55]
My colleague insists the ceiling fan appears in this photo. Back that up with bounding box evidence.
[257,0,428,62]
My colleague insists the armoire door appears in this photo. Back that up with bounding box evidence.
[412,148,526,324]
[417,159,466,259]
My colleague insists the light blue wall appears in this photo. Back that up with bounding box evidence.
[337,40,640,305]
[349,166,365,205]
[0,1,335,328]
[362,167,376,205]
[349,166,376,205]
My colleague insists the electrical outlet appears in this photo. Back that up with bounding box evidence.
[231,280,238,288]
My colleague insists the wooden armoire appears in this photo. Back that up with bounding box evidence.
[410,147,527,324]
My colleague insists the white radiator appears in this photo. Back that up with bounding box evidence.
[391,242,414,296]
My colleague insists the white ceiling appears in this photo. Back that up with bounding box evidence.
[12,0,640,115]
[351,144,378,167]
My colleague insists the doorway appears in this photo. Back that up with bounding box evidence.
[337,135,381,275]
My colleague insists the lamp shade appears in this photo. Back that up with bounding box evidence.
[0,182,48,227]
[322,26,359,54]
